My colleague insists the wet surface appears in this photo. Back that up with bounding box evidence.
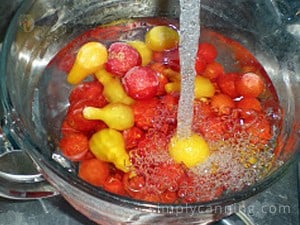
[0,160,298,225]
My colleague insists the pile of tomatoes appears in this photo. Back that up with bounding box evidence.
[57,19,278,203]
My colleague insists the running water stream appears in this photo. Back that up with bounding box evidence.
[177,0,201,139]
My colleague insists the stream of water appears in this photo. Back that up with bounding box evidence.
[177,0,201,139]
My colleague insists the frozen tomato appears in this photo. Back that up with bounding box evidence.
[61,119,80,136]
[236,72,265,98]
[197,42,217,64]
[122,173,146,198]
[131,98,160,130]
[160,190,178,203]
[59,132,89,161]
[105,42,142,77]
[211,93,235,115]
[65,99,106,133]
[202,61,225,80]
[69,81,106,104]
[103,176,126,196]
[78,158,110,187]
[245,117,272,143]
[195,56,207,75]
[217,73,241,98]
[160,94,179,114]
[123,126,144,149]
[237,97,262,121]
[155,70,169,96]
[237,97,262,112]
[150,163,185,193]
[122,66,159,100]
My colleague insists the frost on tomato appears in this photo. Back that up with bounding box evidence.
[122,66,159,100]
[236,72,265,98]
[105,42,142,77]
[69,81,105,104]
[131,98,160,130]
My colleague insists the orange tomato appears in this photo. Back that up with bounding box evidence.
[237,97,262,112]
[59,132,89,161]
[211,93,235,115]
[202,61,225,80]
[197,42,217,64]
[103,176,126,196]
[217,73,240,98]
[78,158,110,187]
[236,72,265,98]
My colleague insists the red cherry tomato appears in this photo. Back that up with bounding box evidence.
[123,126,144,150]
[61,119,80,136]
[195,56,207,74]
[78,158,110,187]
[202,61,225,80]
[69,81,105,105]
[122,173,146,198]
[217,73,241,98]
[236,72,265,98]
[237,97,262,112]
[131,98,160,130]
[160,190,178,204]
[198,116,228,141]
[245,117,272,144]
[197,42,217,64]
[103,176,126,196]
[105,42,142,77]
[211,93,235,115]
[59,132,89,161]
[65,99,106,133]
[237,97,262,121]
[150,163,185,193]
[122,66,159,100]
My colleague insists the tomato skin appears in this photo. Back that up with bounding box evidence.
[59,132,89,161]
[131,98,160,130]
[65,99,106,133]
[245,117,272,144]
[197,42,217,64]
[103,176,126,196]
[123,126,144,149]
[122,173,146,198]
[69,81,105,104]
[160,190,178,203]
[151,163,185,193]
[195,55,207,74]
[105,42,142,77]
[211,93,235,115]
[122,66,159,100]
[217,73,241,98]
[236,72,265,98]
[237,97,262,120]
[78,158,110,187]
[61,119,80,136]
[202,61,225,80]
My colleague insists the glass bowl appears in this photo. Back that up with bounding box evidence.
[1,0,300,224]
